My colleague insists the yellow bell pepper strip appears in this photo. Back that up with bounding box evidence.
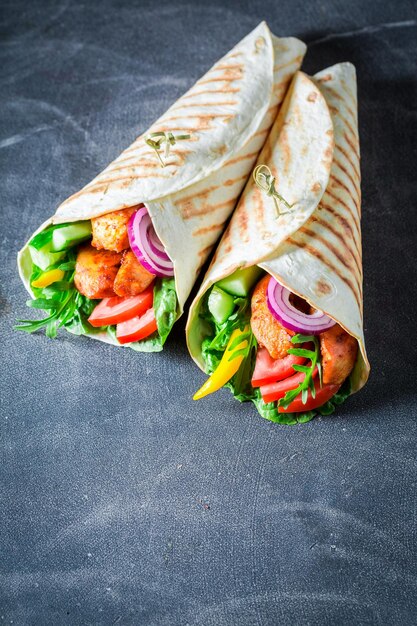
[31,268,65,289]
[193,326,249,400]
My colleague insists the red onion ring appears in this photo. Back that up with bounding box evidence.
[128,207,174,277]
[267,277,336,335]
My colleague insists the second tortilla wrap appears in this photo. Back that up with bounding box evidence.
[187,63,369,416]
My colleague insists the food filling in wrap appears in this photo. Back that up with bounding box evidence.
[16,206,178,349]
[193,268,358,424]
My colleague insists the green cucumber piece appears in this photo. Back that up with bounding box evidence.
[50,222,92,251]
[29,242,66,271]
[216,266,263,297]
[208,286,235,324]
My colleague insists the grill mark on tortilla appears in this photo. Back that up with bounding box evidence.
[198,244,214,258]
[113,148,192,166]
[308,214,362,277]
[223,174,248,186]
[215,63,244,71]
[193,220,227,236]
[323,86,357,122]
[287,237,362,308]
[221,225,233,254]
[340,78,357,106]
[238,207,250,242]
[224,150,259,167]
[253,127,269,139]
[76,171,174,193]
[332,156,361,199]
[105,152,192,174]
[343,130,359,158]
[254,188,265,230]
[298,226,361,288]
[273,55,303,72]
[329,173,361,213]
[272,74,296,93]
[335,143,361,181]
[182,198,236,220]
[328,105,358,141]
[323,188,361,234]
[197,75,243,86]
[176,173,247,206]
[319,201,361,257]
[160,112,235,124]
[180,88,240,100]
[169,100,238,111]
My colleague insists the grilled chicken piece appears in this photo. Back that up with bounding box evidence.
[113,250,155,297]
[320,324,358,385]
[74,244,121,299]
[91,207,137,252]
[251,275,293,359]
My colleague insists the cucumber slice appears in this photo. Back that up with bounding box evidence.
[50,222,92,251]
[216,266,263,297]
[208,286,235,325]
[29,242,66,271]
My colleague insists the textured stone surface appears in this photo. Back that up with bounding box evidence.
[1,1,417,624]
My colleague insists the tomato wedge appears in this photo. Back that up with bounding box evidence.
[260,366,318,404]
[116,308,157,344]
[252,347,307,387]
[278,380,341,413]
[88,285,154,327]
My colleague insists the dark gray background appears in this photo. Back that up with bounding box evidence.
[1,1,417,624]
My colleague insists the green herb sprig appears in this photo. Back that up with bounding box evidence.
[278,334,323,409]
[145,131,190,167]
[253,164,294,218]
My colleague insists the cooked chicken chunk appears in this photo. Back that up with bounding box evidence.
[91,207,137,252]
[251,275,293,359]
[74,244,121,299]
[320,324,358,385]
[113,250,155,297]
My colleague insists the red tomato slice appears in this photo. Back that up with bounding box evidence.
[260,366,318,404]
[88,285,154,327]
[278,380,341,413]
[252,347,307,387]
[116,308,157,344]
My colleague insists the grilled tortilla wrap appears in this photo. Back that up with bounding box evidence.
[187,64,369,417]
[17,22,306,350]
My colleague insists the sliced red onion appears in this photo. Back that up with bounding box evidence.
[128,207,174,277]
[267,277,336,335]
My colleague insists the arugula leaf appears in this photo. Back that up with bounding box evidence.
[278,334,321,410]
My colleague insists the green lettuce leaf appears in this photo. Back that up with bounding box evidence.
[154,278,178,346]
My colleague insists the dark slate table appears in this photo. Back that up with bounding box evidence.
[1,1,417,624]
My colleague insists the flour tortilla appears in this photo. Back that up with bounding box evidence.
[186,63,369,394]
[18,22,306,348]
